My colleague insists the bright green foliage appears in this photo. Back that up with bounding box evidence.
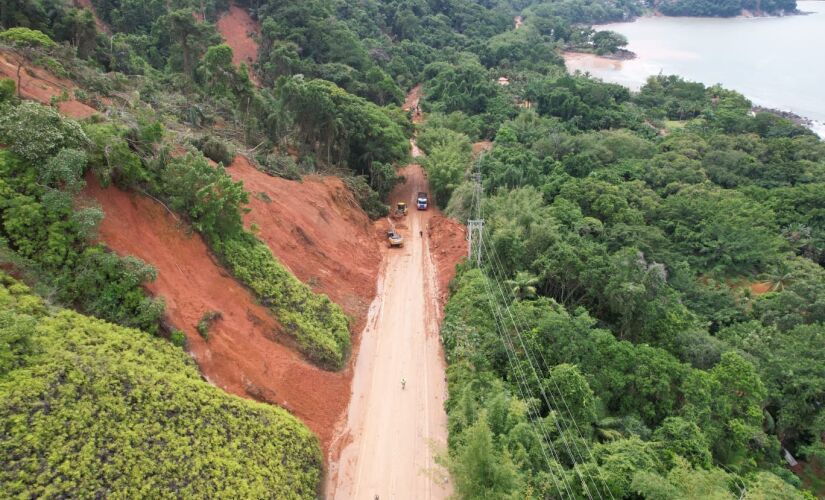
[0,120,162,334]
[158,152,248,241]
[659,185,785,276]
[0,274,322,497]
[0,27,57,48]
[592,30,628,55]
[0,78,14,102]
[83,123,147,188]
[197,44,255,103]
[631,457,735,499]
[451,412,522,499]
[682,352,772,467]
[418,126,472,206]
[0,101,89,163]
[219,234,351,370]
[653,417,713,469]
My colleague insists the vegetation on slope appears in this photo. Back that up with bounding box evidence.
[656,0,797,17]
[0,273,322,497]
[429,73,825,497]
[2,0,823,496]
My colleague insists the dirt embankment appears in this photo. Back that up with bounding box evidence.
[83,179,354,452]
[227,156,381,333]
[216,2,261,83]
[0,51,98,120]
[428,215,467,309]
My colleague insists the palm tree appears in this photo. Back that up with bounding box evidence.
[504,271,539,301]
[759,262,795,293]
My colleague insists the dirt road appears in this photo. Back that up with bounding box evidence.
[327,162,453,499]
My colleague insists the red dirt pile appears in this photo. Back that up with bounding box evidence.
[0,51,98,119]
[227,156,381,333]
[216,3,260,79]
[749,282,773,295]
[83,179,351,452]
[428,214,467,308]
[472,140,493,157]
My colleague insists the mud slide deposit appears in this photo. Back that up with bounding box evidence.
[84,179,353,451]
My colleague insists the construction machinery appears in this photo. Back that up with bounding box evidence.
[395,202,407,216]
[417,192,428,210]
[387,229,404,248]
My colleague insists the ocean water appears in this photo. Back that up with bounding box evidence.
[565,1,825,136]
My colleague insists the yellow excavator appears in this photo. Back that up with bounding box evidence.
[395,202,407,216]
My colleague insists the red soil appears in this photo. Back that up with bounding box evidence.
[226,156,381,332]
[428,214,467,308]
[750,282,773,295]
[216,3,260,80]
[0,51,98,120]
[74,0,110,34]
[83,179,351,452]
[472,140,493,157]
[403,84,424,124]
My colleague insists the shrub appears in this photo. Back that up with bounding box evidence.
[0,78,15,102]
[0,274,322,497]
[196,310,222,340]
[169,329,187,347]
[261,152,301,180]
[0,27,57,48]
[218,234,351,369]
[198,135,236,166]
[0,101,89,163]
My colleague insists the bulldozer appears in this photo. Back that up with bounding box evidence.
[395,202,407,216]
[387,229,403,248]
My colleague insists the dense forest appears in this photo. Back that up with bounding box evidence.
[654,0,798,17]
[0,0,822,497]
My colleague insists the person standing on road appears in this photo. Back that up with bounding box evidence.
[401,378,406,390]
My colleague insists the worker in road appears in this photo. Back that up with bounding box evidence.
[401,378,406,390]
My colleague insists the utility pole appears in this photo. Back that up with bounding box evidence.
[467,171,484,266]
[467,219,484,266]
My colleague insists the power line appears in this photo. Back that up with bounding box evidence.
[479,270,577,499]
[469,171,614,499]
[481,237,606,500]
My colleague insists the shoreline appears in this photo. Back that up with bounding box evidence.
[563,48,636,61]
[561,52,825,139]
[595,8,810,27]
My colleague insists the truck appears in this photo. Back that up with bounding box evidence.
[416,192,428,210]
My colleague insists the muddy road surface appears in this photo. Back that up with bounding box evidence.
[327,163,454,499]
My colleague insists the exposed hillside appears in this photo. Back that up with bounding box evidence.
[227,155,380,331]
[216,3,260,70]
[0,274,321,497]
[84,178,353,450]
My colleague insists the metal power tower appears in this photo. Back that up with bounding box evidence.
[467,172,484,266]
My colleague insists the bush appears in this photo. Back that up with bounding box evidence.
[0,27,57,48]
[196,310,222,340]
[261,152,302,180]
[344,175,389,219]
[198,135,236,166]
[169,329,187,347]
[218,234,351,369]
[0,274,322,497]
[0,79,15,103]
[0,101,89,163]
